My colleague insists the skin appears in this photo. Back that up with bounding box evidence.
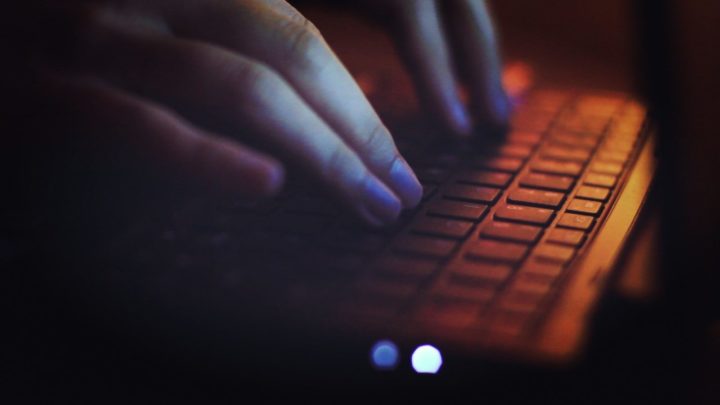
[2,0,507,226]
[361,0,509,135]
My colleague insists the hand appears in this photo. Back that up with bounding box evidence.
[3,0,422,226]
[358,0,510,136]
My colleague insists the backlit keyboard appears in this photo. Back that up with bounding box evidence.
[114,89,649,341]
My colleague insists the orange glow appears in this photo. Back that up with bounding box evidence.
[503,61,535,100]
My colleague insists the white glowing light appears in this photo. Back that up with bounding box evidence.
[370,340,399,370]
[411,345,443,374]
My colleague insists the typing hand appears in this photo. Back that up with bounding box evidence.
[359,0,510,136]
[7,0,422,226]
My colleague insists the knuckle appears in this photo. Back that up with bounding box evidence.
[322,144,363,188]
[299,17,322,37]
[359,122,386,151]
[357,122,396,167]
[280,20,327,72]
[282,8,321,36]
[225,60,283,105]
[238,62,275,89]
[323,144,350,181]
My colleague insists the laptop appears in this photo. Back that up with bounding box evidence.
[83,32,654,371]
[6,0,718,399]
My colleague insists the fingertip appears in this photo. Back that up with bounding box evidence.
[471,83,512,134]
[257,159,285,196]
[361,175,402,226]
[490,84,512,126]
[388,156,422,208]
[448,100,474,137]
[449,101,474,138]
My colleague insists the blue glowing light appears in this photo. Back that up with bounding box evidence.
[370,340,399,370]
[411,345,443,374]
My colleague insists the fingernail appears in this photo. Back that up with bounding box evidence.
[363,175,402,225]
[450,100,473,136]
[388,157,422,208]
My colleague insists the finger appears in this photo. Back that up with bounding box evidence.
[76,27,402,226]
[163,0,422,208]
[41,73,284,197]
[443,0,510,129]
[391,0,474,137]
[258,0,305,20]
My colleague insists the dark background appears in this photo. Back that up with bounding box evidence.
[2,0,719,403]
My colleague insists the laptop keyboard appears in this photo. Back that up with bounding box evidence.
[115,89,648,342]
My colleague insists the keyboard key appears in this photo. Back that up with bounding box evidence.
[508,188,565,209]
[597,149,630,164]
[497,291,545,313]
[603,139,634,153]
[422,184,437,201]
[455,170,512,188]
[392,235,457,258]
[447,261,513,285]
[496,144,534,159]
[567,199,603,216]
[585,173,617,188]
[472,156,524,173]
[495,204,554,226]
[466,239,528,263]
[521,260,564,278]
[609,120,641,135]
[591,161,623,175]
[573,95,625,117]
[411,217,473,239]
[416,167,451,183]
[546,228,586,247]
[511,110,554,132]
[286,196,338,216]
[481,221,543,244]
[524,89,570,112]
[507,131,542,145]
[413,297,486,327]
[489,310,532,336]
[620,101,646,119]
[373,255,440,280]
[531,159,584,176]
[540,146,591,162]
[558,213,595,231]
[576,185,610,201]
[322,229,386,254]
[419,152,461,168]
[555,113,609,134]
[348,214,408,235]
[425,200,488,221]
[321,252,366,279]
[356,277,418,303]
[429,281,497,304]
[267,213,329,235]
[443,184,501,204]
[534,244,576,264]
[509,272,555,295]
[520,173,574,192]
[548,132,600,149]
[607,135,635,146]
